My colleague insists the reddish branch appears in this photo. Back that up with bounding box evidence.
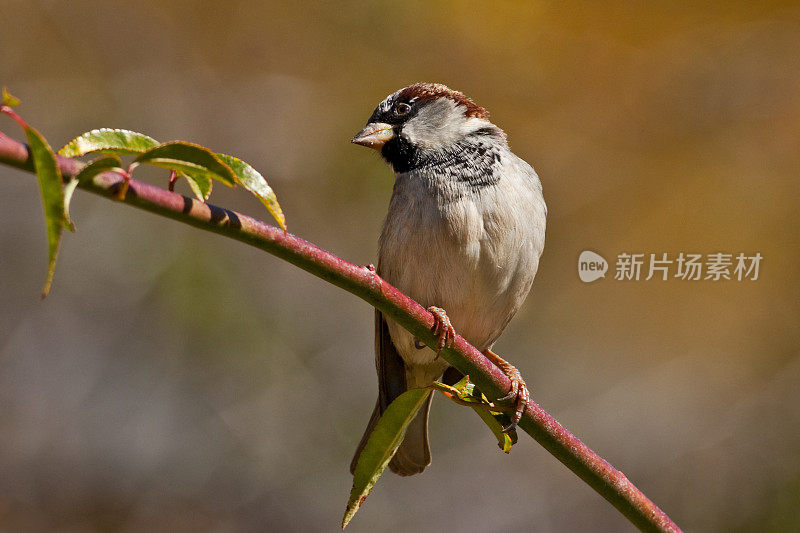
[0,131,680,532]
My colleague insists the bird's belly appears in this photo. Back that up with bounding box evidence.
[380,199,537,370]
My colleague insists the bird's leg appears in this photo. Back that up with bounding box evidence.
[483,349,530,432]
[425,306,455,358]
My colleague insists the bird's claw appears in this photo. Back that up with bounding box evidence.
[497,373,529,432]
[484,350,530,432]
[427,306,455,358]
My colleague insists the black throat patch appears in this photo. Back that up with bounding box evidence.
[381,131,503,190]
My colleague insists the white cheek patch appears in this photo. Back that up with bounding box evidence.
[401,99,459,148]
[402,98,495,150]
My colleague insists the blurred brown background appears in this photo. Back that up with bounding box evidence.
[1,1,799,531]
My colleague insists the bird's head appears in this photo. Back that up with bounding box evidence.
[352,83,504,173]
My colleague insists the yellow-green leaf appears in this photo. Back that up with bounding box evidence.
[2,87,20,107]
[180,171,213,201]
[26,125,66,297]
[431,377,517,453]
[343,388,432,529]
[217,153,286,231]
[135,141,236,187]
[75,155,124,184]
[59,128,159,157]
[64,155,124,229]
[452,374,473,396]
[429,379,479,403]
[63,178,79,231]
[471,404,517,453]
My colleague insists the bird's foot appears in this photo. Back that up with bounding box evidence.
[427,306,455,358]
[483,349,530,432]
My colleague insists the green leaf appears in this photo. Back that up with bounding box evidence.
[452,374,474,396]
[57,130,285,227]
[135,141,237,187]
[180,171,213,201]
[430,377,517,453]
[471,404,517,453]
[429,379,480,403]
[2,87,20,107]
[59,128,159,157]
[343,388,432,529]
[25,125,66,297]
[462,379,518,451]
[75,155,124,183]
[217,153,286,231]
[63,155,124,229]
[63,179,79,231]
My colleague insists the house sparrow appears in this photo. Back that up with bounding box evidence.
[350,83,546,476]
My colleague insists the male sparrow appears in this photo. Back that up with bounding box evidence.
[350,83,546,475]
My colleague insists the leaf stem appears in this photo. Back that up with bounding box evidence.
[0,106,29,130]
[168,169,178,191]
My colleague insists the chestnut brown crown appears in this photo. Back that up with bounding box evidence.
[397,82,489,120]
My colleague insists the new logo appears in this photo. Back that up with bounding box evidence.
[578,251,608,283]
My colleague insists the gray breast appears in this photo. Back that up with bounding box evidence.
[378,150,546,357]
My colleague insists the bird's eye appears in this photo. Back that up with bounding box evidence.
[394,102,411,116]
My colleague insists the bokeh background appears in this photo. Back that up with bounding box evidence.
[1,2,799,531]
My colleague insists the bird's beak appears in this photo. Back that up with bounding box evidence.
[351,122,395,150]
